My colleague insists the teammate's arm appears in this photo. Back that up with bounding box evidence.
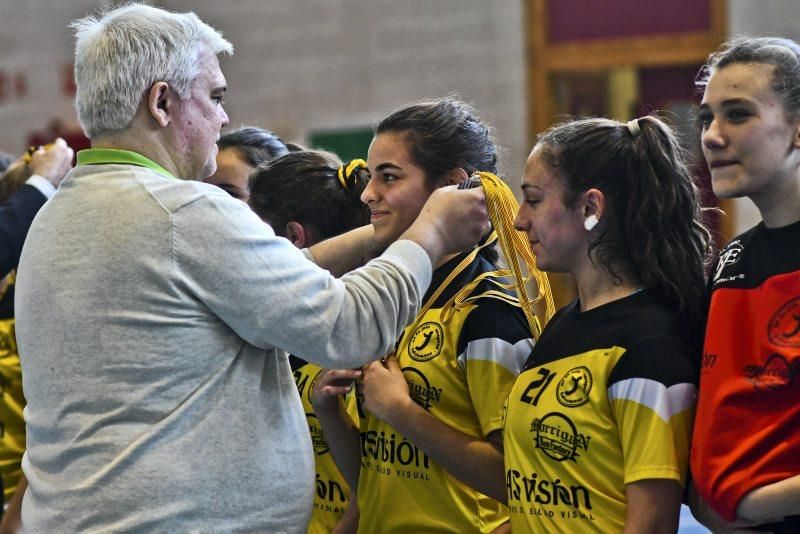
[308,186,489,276]
[307,226,377,277]
[331,496,359,534]
[311,369,363,491]
[360,357,507,503]
[489,521,511,534]
[0,473,26,534]
[736,474,799,523]
[623,479,681,533]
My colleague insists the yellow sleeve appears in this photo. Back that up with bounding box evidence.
[460,298,534,436]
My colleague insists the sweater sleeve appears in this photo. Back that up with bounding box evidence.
[172,193,432,368]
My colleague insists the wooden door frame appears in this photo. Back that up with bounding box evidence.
[524,0,729,307]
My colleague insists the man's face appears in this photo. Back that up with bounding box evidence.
[171,45,229,180]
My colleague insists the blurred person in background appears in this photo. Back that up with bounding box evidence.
[0,140,72,278]
[0,140,73,534]
[690,36,800,534]
[0,155,12,175]
[204,126,288,202]
[249,150,369,533]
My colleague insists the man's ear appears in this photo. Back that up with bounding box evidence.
[444,167,469,187]
[147,82,173,128]
[285,221,308,248]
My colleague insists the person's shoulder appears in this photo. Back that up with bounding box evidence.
[143,174,238,214]
[607,295,698,386]
[715,224,760,260]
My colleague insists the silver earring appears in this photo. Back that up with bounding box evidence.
[584,215,599,231]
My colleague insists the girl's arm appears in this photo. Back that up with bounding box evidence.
[360,358,507,503]
[331,498,359,534]
[737,474,800,523]
[311,369,363,491]
[623,479,682,534]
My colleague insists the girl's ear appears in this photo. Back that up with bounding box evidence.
[444,167,469,187]
[285,221,307,248]
[582,188,606,221]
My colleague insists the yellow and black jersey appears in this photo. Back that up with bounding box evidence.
[356,251,534,534]
[0,273,24,504]
[290,356,358,534]
[504,291,697,533]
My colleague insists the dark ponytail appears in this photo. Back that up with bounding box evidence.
[248,150,370,242]
[537,116,713,333]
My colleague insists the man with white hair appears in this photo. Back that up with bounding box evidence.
[14,4,488,531]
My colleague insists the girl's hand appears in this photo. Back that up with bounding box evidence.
[310,368,361,409]
[361,356,415,425]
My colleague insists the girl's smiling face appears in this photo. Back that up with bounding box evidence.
[362,132,436,246]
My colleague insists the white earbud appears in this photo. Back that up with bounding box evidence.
[584,215,599,231]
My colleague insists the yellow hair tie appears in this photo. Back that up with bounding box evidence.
[337,158,367,189]
[22,146,37,165]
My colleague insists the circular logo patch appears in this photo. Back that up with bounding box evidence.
[306,413,329,455]
[408,322,444,362]
[402,367,439,409]
[307,368,323,404]
[530,412,591,462]
[556,366,592,407]
[768,297,800,348]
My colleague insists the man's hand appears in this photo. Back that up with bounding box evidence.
[30,138,74,187]
[399,185,489,263]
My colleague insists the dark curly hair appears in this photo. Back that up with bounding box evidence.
[536,116,713,333]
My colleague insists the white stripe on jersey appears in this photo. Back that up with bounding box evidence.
[457,337,533,374]
[607,378,697,423]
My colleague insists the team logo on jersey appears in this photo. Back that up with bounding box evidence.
[306,413,330,455]
[556,366,592,407]
[307,368,323,403]
[402,366,443,409]
[768,297,800,348]
[530,412,591,462]
[713,240,744,282]
[743,353,799,391]
[408,322,444,362]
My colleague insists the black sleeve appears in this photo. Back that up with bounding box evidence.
[0,184,47,277]
[607,334,698,389]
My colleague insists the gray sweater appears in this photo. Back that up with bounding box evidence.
[15,163,431,532]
